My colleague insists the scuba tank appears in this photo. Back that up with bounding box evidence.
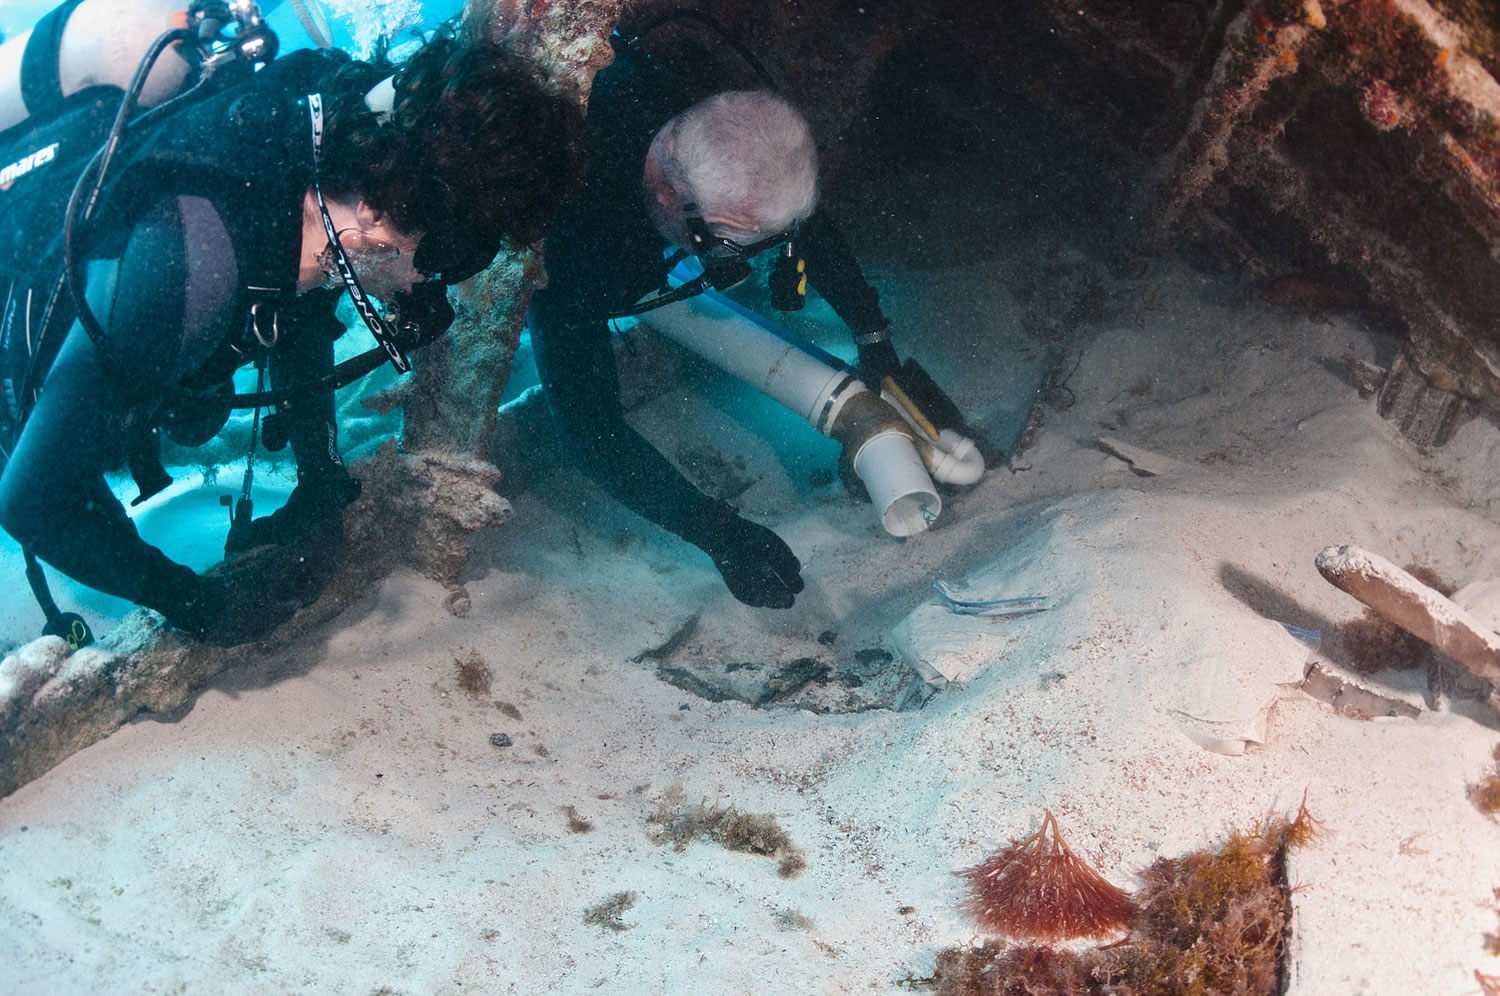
[0,0,197,136]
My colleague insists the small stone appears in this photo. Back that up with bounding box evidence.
[489,733,513,748]
[444,588,472,618]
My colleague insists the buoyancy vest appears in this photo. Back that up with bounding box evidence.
[97,47,348,380]
[0,46,348,451]
[0,39,348,649]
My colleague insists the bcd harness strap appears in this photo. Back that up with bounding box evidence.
[17,0,89,122]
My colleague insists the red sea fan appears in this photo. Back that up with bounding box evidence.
[959,810,1136,942]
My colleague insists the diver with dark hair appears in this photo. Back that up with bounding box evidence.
[528,25,901,610]
[0,8,581,646]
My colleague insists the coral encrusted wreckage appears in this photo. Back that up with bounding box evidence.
[656,0,1500,446]
[1094,0,1500,444]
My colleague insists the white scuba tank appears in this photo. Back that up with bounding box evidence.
[0,0,196,135]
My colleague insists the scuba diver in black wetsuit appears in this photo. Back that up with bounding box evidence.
[528,25,905,611]
[0,6,579,646]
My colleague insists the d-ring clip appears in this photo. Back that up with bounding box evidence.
[250,301,280,348]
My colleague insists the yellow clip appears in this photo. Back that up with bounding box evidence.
[882,375,940,442]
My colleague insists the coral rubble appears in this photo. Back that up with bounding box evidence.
[924,799,1321,996]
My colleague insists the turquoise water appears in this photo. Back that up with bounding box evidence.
[0,1,466,52]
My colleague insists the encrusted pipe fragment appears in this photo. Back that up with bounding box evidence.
[1316,543,1500,709]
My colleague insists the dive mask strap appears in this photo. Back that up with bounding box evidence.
[307,93,412,374]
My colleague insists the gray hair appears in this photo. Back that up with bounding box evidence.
[661,90,819,237]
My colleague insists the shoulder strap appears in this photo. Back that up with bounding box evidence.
[19,0,90,121]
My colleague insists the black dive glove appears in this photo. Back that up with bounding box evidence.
[855,329,900,385]
[145,556,303,647]
[218,474,354,619]
[224,473,359,555]
[683,500,804,609]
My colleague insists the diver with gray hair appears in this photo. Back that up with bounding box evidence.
[529,26,903,610]
[643,88,819,249]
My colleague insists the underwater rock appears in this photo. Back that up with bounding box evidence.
[1096,436,1189,477]
[397,256,534,456]
[774,0,1500,429]
[468,0,621,101]
[343,0,621,586]
[347,252,528,586]
[1143,0,1500,426]
[0,637,69,734]
[345,0,622,589]
[345,440,513,585]
[0,618,233,797]
[646,631,929,713]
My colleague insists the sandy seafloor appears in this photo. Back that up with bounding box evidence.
[3,141,1500,995]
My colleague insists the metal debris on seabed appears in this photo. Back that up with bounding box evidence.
[931,580,1051,618]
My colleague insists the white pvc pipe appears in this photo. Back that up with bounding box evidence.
[636,286,862,433]
[928,429,985,486]
[852,430,942,536]
[640,288,943,536]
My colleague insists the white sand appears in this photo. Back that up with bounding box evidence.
[4,225,1500,993]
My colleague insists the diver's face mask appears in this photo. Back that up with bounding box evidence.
[318,228,427,300]
[682,208,796,290]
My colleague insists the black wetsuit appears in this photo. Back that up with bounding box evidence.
[528,38,892,562]
[0,50,354,644]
